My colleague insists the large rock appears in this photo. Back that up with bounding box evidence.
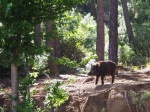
[82,90,109,112]
[82,83,150,112]
[106,90,131,112]
[83,87,132,112]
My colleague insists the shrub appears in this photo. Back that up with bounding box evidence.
[44,82,69,112]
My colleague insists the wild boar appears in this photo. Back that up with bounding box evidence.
[88,60,117,85]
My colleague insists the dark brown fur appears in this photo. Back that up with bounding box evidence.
[88,60,117,85]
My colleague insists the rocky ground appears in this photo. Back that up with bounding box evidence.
[0,68,150,112]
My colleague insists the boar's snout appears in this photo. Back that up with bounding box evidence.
[87,72,92,76]
[87,71,96,76]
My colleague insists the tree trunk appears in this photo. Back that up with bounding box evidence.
[90,0,97,19]
[45,21,59,76]
[11,63,19,112]
[34,24,42,45]
[109,0,118,64]
[121,0,134,42]
[96,0,105,61]
[54,38,60,57]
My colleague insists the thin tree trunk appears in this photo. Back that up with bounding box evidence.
[96,0,105,61]
[11,63,18,112]
[45,21,59,76]
[34,24,42,45]
[121,0,134,42]
[90,0,97,19]
[54,38,60,57]
[109,0,118,64]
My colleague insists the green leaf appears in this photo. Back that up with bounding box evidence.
[5,3,13,17]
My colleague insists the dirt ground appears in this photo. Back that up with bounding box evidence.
[0,68,150,112]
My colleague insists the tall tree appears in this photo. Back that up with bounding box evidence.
[45,21,59,76]
[109,0,118,64]
[11,63,18,112]
[96,0,105,61]
[34,24,42,45]
[121,0,134,42]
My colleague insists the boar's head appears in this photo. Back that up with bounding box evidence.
[87,62,100,76]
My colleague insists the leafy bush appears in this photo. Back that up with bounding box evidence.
[128,1,150,65]
[130,90,150,111]
[60,38,85,63]
[33,54,49,75]
[56,9,96,64]
[44,82,69,112]
[0,105,6,112]
[118,44,134,66]
[15,73,37,112]
[14,73,69,112]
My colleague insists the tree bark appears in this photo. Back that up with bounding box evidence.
[121,0,134,42]
[45,21,59,76]
[96,0,105,61]
[11,63,18,112]
[34,24,42,45]
[109,0,118,64]
[90,0,97,19]
[54,38,60,57]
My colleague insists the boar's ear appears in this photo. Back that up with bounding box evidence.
[96,63,100,67]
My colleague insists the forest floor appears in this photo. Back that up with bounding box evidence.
[0,67,150,112]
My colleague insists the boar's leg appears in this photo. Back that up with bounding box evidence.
[111,75,115,84]
[95,76,99,85]
[101,75,104,85]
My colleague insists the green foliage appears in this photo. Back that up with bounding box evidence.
[118,44,134,65]
[56,9,96,64]
[13,74,69,112]
[15,73,37,112]
[130,90,150,111]
[79,52,97,66]
[101,108,106,112]
[0,105,6,112]
[117,0,150,66]
[0,0,85,66]
[55,57,79,68]
[60,37,85,63]
[130,91,140,108]
[128,0,150,65]
[131,25,150,56]
[34,81,70,112]
[32,54,49,75]
[44,82,69,112]
[64,78,75,85]
[0,0,85,24]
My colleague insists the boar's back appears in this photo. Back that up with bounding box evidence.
[98,61,117,75]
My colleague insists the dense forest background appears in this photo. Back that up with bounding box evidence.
[0,0,150,112]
